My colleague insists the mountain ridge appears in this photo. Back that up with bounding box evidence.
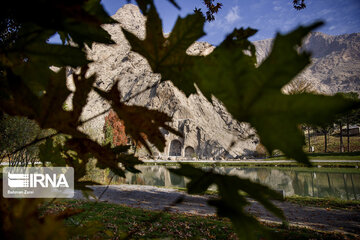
[77,4,257,159]
[254,31,360,94]
[73,4,359,159]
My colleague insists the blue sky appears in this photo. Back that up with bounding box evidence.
[51,1,360,45]
[101,0,360,45]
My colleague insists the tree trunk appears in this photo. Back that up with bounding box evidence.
[346,114,350,152]
[307,125,311,152]
[324,129,327,153]
[339,121,343,153]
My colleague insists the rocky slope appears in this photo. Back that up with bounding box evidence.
[74,4,359,159]
[76,4,257,159]
[254,32,360,94]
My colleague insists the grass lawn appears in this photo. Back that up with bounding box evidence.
[307,135,360,153]
[42,200,357,240]
[267,151,360,161]
[149,161,360,168]
[144,151,360,168]
[285,196,360,210]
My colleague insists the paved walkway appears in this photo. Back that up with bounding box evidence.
[1,160,359,166]
[143,159,360,163]
[74,184,360,236]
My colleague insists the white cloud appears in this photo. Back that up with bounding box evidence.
[273,6,282,11]
[318,8,334,16]
[251,0,267,10]
[225,6,240,23]
[207,17,233,34]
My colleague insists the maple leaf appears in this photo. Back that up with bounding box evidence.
[171,164,284,239]
[39,138,65,166]
[192,23,360,165]
[38,68,72,128]
[2,64,139,178]
[126,6,360,164]
[122,1,205,96]
[94,81,181,153]
[65,138,127,177]
[71,66,97,121]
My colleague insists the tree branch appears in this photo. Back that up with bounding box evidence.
[7,132,58,160]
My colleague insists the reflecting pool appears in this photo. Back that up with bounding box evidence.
[87,165,360,200]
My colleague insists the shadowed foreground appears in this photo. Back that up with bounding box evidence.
[74,185,360,236]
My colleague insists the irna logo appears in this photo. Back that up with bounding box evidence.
[3,167,74,198]
[8,173,69,188]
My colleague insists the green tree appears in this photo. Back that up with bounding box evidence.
[0,114,41,166]
[336,92,360,152]
[283,78,317,153]
[0,0,359,239]
[337,118,345,152]
[316,124,334,153]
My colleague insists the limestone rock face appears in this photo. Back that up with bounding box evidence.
[78,4,257,159]
[254,32,360,94]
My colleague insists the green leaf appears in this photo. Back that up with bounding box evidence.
[38,68,73,129]
[94,82,182,153]
[248,93,360,163]
[71,66,97,121]
[111,144,142,173]
[9,25,89,67]
[84,0,117,25]
[39,138,65,166]
[112,145,131,154]
[171,164,284,238]
[208,199,272,240]
[11,61,54,96]
[192,24,327,165]
[123,4,205,96]
[23,42,90,67]
[11,1,115,45]
[167,0,180,9]
[169,164,213,194]
[66,138,126,178]
[134,0,181,15]
[0,68,40,118]
[120,154,143,174]
[63,21,115,47]
[130,16,360,164]
[58,32,69,45]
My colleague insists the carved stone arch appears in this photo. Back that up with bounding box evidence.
[169,139,182,156]
[185,146,195,158]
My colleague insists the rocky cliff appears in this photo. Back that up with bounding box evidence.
[74,4,359,159]
[76,4,257,159]
[254,32,360,94]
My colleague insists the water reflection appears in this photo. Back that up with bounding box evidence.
[87,166,360,200]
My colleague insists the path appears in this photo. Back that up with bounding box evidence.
[74,184,360,236]
[2,159,359,166]
[142,159,360,163]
